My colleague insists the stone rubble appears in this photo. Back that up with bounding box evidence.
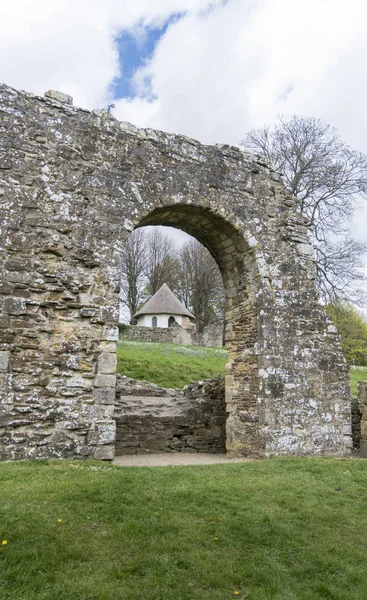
[115,375,226,455]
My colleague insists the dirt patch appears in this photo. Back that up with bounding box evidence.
[113,453,252,467]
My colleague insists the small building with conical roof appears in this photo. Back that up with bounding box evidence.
[134,284,195,329]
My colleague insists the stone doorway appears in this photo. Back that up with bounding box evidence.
[116,221,229,457]
[131,205,259,457]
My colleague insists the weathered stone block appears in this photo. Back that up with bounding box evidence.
[99,305,119,324]
[98,353,117,374]
[80,308,99,317]
[0,374,14,404]
[44,89,73,104]
[5,271,33,284]
[93,387,116,404]
[95,375,116,388]
[0,351,10,372]
[101,326,119,341]
[82,404,115,419]
[360,420,367,439]
[0,315,10,328]
[359,439,367,458]
[3,297,27,315]
[66,377,92,389]
[94,445,115,460]
[89,421,116,446]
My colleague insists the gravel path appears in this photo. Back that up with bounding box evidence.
[113,453,251,467]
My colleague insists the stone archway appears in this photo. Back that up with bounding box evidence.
[134,205,260,457]
[0,84,352,461]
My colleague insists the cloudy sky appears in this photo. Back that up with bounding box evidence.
[1,0,366,273]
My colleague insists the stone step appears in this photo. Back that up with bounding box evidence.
[115,395,193,417]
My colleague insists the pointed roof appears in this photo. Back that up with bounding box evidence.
[134,284,195,319]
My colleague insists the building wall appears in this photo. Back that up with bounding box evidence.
[137,314,183,328]
[121,325,223,348]
[120,324,223,347]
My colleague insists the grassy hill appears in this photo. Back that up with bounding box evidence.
[116,340,227,388]
[350,366,367,395]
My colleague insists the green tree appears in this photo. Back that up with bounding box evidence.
[326,304,367,364]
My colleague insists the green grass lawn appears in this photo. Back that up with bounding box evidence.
[117,340,227,388]
[349,366,367,396]
[0,458,366,600]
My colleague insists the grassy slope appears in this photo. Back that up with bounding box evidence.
[117,341,227,388]
[0,458,367,600]
[350,366,367,396]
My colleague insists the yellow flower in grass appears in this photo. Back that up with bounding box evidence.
[234,592,240,596]
[57,519,62,523]
[214,537,219,541]
[2,540,7,546]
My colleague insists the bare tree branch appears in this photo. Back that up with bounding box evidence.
[145,228,177,296]
[241,115,367,304]
[176,239,225,333]
[119,229,147,323]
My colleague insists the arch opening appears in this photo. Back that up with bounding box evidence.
[115,204,263,458]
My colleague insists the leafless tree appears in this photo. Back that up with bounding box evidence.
[241,115,367,304]
[177,239,225,333]
[145,228,178,296]
[119,229,147,323]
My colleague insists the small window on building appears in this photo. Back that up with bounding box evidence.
[152,316,157,327]
[168,316,176,327]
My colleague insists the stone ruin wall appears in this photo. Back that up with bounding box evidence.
[119,324,223,347]
[351,392,361,450]
[357,381,367,456]
[115,375,226,455]
[0,83,353,461]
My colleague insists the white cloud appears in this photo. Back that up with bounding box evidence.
[0,1,115,107]
[114,0,367,155]
[0,0,220,107]
[2,0,366,150]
